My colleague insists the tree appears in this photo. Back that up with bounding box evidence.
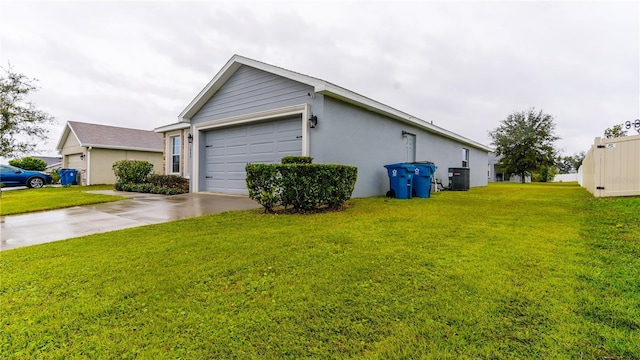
[9,156,47,171]
[489,108,560,183]
[0,66,55,158]
[604,124,627,138]
[557,151,586,174]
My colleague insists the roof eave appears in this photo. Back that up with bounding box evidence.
[154,122,191,133]
[55,122,72,152]
[83,144,163,153]
[179,54,324,121]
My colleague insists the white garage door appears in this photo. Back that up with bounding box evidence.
[66,153,84,171]
[204,116,302,194]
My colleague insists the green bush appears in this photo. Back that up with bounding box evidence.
[533,165,557,182]
[115,174,189,195]
[281,156,313,164]
[48,169,60,184]
[147,174,189,193]
[246,160,357,213]
[112,160,154,184]
[245,164,282,213]
[9,157,47,171]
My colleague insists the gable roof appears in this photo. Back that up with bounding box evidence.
[180,54,493,152]
[56,121,163,152]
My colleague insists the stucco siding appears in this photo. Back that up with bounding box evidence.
[311,97,488,197]
[89,149,162,184]
[191,65,317,126]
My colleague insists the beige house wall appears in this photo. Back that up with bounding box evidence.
[59,133,86,170]
[581,134,640,197]
[88,149,163,185]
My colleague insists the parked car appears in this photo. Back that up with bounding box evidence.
[0,164,53,188]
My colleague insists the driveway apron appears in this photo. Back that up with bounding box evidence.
[1,192,259,251]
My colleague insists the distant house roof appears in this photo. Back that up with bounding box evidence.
[56,121,163,152]
[32,156,62,167]
[177,54,493,152]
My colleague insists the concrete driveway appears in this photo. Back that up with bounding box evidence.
[1,191,259,251]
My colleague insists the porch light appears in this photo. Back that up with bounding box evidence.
[187,133,193,143]
[309,114,318,128]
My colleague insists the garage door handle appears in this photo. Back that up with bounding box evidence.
[296,136,302,139]
[205,176,213,179]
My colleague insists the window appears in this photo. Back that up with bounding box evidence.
[171,136,181,173]
[462,148,469,168]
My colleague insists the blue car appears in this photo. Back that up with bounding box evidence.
[0,164,53,188]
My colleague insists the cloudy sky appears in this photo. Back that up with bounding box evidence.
[1,0,638,158]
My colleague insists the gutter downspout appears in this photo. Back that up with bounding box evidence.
[86,146,92,185]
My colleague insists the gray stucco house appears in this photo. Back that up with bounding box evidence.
[155,55,492,197]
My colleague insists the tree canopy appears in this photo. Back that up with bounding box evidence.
[489,108,560,183]
[557,151,585,174]
[8,156,48,171]
[604,124,627,138]
[0,66,55,158]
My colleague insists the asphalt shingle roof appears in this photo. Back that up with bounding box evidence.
[68,121,163,151]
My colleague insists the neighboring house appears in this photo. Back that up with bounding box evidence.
[56,121,164,185]
[32,156,62,171]
[488,152,531,183]
[155,55,493,197]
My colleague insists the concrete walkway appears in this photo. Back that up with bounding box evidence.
[1,191,259,251]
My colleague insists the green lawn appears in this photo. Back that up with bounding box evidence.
[1,183,638,358]
[0,185,127,215]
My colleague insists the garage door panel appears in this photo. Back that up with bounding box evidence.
[204,117,302,194]
[250,142,275,154]
[226,127,249,139]
[250,123,276,135]
[227,144,248,155]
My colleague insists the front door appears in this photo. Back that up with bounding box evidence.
[405,133,416,162]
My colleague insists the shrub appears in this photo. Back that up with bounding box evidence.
[112,160,154,184]
[245,164,282,213]
[115,174,189,195]
[48,169,60,184]
[279,164,357,211]
[281,156,313,164]
[147,174,189,193]
[9,157,47,171]
[246,160,357,213]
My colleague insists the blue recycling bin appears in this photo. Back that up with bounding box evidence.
[411,162,437,198]
[58,169,78,185]
[384,163,416,199]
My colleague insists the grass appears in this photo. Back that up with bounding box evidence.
[0,185,127,215]
[1,183,639,358]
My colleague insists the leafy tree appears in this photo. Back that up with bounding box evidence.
[0,66,55,158]
[557,156,574,174]
[8,156,47,171]
[557,151,586,174]
[489,108,560,183]
[604,124,627,138]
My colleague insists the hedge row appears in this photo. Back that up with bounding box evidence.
[112,160,189,195]
[115,181,187,195]
[246,161,357,213]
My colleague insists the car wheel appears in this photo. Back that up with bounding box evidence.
[28,177,45,188]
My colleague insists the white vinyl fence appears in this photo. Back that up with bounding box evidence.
[580,134,640,197]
